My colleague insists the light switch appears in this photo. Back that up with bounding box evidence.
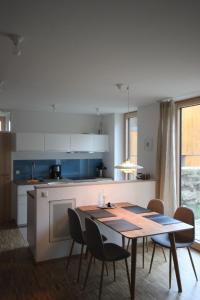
[16,170,20,175]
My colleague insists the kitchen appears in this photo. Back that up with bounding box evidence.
[1,1,200,300]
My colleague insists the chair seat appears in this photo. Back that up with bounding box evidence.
[151,233,192,249]
[103,243,130,261]
[82,230,107,244]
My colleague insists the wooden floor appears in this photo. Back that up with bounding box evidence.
[0,226,200,300]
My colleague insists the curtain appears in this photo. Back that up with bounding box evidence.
[156,100,178,216]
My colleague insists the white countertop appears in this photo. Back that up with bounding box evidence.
[34,178,155,189]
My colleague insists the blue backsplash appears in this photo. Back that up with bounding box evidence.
[13,159,102,180]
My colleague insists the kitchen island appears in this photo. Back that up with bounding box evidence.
[27,179,156,262]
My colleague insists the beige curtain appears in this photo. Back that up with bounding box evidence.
[156,100,178,216]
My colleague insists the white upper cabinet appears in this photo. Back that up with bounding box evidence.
[14,133,109,152]
[70,134,94,152]
[44,134,70,152]
[16,133,44,151]
[92,135,109,152]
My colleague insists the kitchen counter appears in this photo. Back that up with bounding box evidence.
[13,177,113,186]
[35,178,155,189]
[27,179,156,262]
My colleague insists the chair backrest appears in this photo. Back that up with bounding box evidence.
[174,206,195,243]
[85,217,104,260]
[147,199,164,214]
[68,208,84,244]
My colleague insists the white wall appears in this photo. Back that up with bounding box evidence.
[10,110,103,174]
[10,105,160,180]
[137,103,160,179]
[103,113,124,180]
[11,110,100,134]
[103,105,160,180]
[114,114,124,180]
[102,114,115,178]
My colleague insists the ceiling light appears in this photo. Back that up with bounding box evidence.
[115,160,143,174]
[0,80,6,92]
[0,32,24,56]
[96,107,100,115]
[51,104,56,112]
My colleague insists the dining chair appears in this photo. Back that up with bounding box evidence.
[66,208,107,282]
[83,217,131,300]
[149,206,198,288]
[127,199,165,268]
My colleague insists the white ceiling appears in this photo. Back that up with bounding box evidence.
[0,0,200,114]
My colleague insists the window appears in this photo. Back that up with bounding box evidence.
[125,112,137,164]
[0,111,11,132]
[176,97,200,250]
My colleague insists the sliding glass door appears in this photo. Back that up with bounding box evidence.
[179,103,200,245]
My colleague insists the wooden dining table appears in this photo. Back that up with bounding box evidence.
[78,202,193,300]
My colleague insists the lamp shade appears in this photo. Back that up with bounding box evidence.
[115,160,143,174]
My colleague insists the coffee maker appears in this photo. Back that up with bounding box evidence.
[49,164,62,179]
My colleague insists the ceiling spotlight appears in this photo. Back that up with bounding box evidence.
[0,80,6,92]
[96,107,100,115]
[0,32,24,56]
[115,83,124,91]
[51,104,56,112]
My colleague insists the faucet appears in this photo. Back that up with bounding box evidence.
[31,161,35,180]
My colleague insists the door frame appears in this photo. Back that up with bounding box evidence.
[176,97,200,251]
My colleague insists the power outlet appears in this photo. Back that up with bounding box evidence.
[16,170,20,175]
[41,191,48,198]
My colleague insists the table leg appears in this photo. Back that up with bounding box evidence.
[131,238,137,300]
[169,232,182,293]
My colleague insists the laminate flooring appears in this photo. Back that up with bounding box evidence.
[0,226,199,300]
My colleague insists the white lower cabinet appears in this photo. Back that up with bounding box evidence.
[12,184,34,226]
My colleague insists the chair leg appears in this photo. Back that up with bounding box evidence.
[145,236,148,252]
[149,243,156,273]
[169,249,172,289]
[125,258,131,295]
[127,238,130,250]
[99,261,105,300]
[85,246,88,259]
[77,243,84,282]
[161,247,167,262]
[142,237,145,268]
[113,261,116,281]
[105,263,109,276]
[83,254,93,290]
[66,239,75,270]
[187,247,198,281]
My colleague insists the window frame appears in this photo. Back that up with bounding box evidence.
[124,111,138,162]
[176,96,200,251]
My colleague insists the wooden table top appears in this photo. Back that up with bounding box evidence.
[78,203,193,239]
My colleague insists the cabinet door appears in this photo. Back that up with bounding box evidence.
[49,199,76,242]
[70,134,93,152]
[16,133,44,151]
[44,134,70,152]
[17,195,27,225]
[17,186,34,226]
[93,135,109,152]
[18,185,34,196]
